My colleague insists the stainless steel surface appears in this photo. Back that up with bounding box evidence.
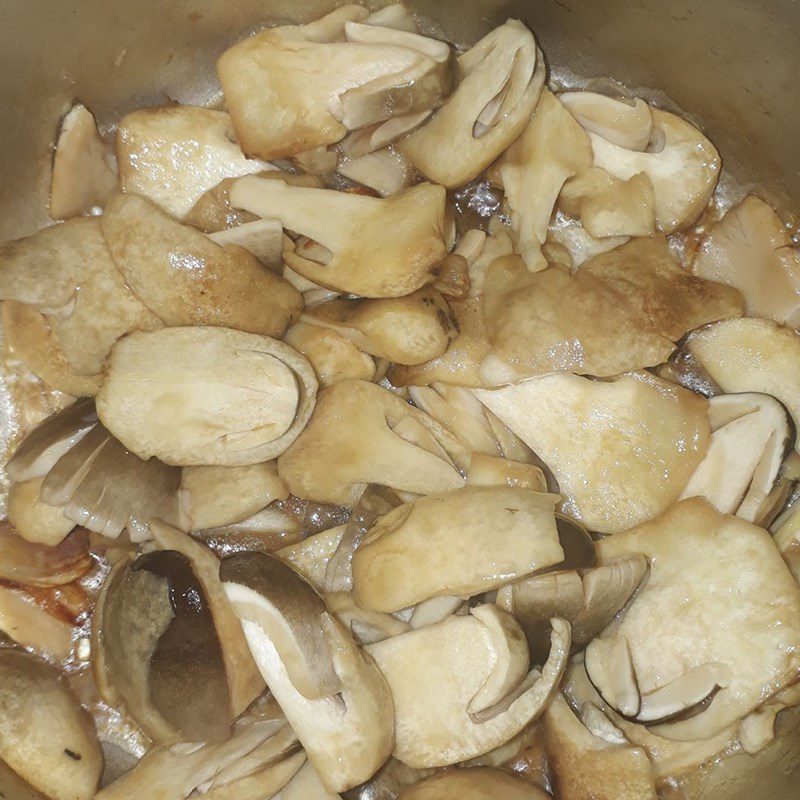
[0,0,797,239]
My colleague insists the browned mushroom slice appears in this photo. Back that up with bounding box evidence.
[0,522,90,586]
[0,650,103,800]
[100,194,301,337]
[559,91,654,151]
[230,177,447,298]
[398,766,550,799]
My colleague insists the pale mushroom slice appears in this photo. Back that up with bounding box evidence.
[680,392,790,522]
[326,590,412,645]
[230,177,447,298]
[0,583,75,661]
[208,218,284,269]
[685,318,800,451]
[475,371,710,534]
[97,326,318,466]
[0,522,90,586]
[351,486,562,612]
[276,525,347,592]
[281,761,342,800]
[116,105,269,219]
[337,146,414,197]
[559,91,654,151]
[221,552,394,793]
[364,3,419,33]
[494,89,593,270]
[101,194,301,337]
[398,766,550,799]
[50,102,117,219]
[773,504,800,585]
[0,650,103,800]
[195,506,301,557]
[589,498,800,741]
[691,195,800,325]
[340,110,431,157]
[278,379,469,505]
[589,108,721,233]
[7,477,76,545]
[467,453,547,492]
[365,606,571,767]
[399,21,546,188]
[302,288,457,366]
[547,210,629,269]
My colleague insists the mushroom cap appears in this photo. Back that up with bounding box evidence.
[398,767,550,799]
[559,91,653,151]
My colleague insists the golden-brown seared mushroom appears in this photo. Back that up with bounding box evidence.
[398,766,550,799]
[351,486,562,612]
[221,552,394,792]
[0,650,103,800]
[116,105,269,219]
[302,289,457,366]
[278,379,469,505]
[50,102,117,220]
[559,91,653,151]
[230,177,447,298]
[365,605,570,767]
[399,21,546,188]
[474,372,710,534]
[97,326,317,466]
[691,195,800,325]
[101,194,301,337]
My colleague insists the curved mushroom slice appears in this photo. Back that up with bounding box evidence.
[343,757,433,800]
[230,177,446,298]
[494,89,593,270]
[478,238,744,383]
[351,486,562,612]
[547,211,629,269]
[0,583,74,661]
[327,590,412,645]
[559,91,653,151]
[284,761,343,800]
[338,146,414,197]
[50,102,117,219]
[691,195,800,325]
[680,392,790,522]
[589,108,721,233]
[774,505,800,585]
[591,499,800,742]
[0,523,90,586]
[7,477,76,545]
[475,372,710,534]
[0,651,102,800]
[221,552,394,793]
[685,318,800,451]
[196,506,302,557]
[364,3,419,33]
[399,21,546,188]
[278,379,468,505]
[585,638,642,718]
[101,194,301,337]
[302,289,457,366]
[340,110,431,158]
[182,462,289,531]
[365,606,570,767]
[97,326,318,466]
[116,105,269,219]
[277,525,347,592]
[467,454,547,492]
[398,766,550,799]
[208,218,284,269]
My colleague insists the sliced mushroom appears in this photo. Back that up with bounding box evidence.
[774,505,800,585]
[283,761,344,800]
[196,506,302,558]
[467,453,547,492]
[338,146,413,197]
[342,757,433,800]
[680,392,790,521]
[100,194,301,337]
[7,477,76,544]
[230,177,447,298]
[340,110,431,157]
[494,90,592,270]
[547,211,629,269]
[0,583,75,661]
[0,650,103,800]
[399,21,546,188]
[364,3,419,33]
[398,766,550,799]
[208,218,284,269]
[277,524,347,592]
[0,522,90,586]
[221,552,394,792]
[351,486,562,612]
[690,195,800,325]
[408,595,465,629]
[116,105,269,218]
[584,637,642,718]
[588,108,721,233]
[559,91,653,151]
[327,590,412,645]
[474,372,710,534]
[50,102,117,219]
[278,379,469,505]
[365,606,570,767]
[97,326,317,466]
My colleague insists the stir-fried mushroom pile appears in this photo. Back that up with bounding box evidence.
[1,4,800,800]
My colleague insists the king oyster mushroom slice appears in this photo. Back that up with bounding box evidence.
[0,522,90,586]
[217,6,452,161]
[276,525,347,592]
[208,218,285,269]
[477,237,744,384]
[691,195,800,325]
[342,757,434,800]
[97,326,317,466]
[221,551,394,793]
[559,91,654,151]
[365,605,570,767]
[546,210,629,269]
[283,761,347,800]
[466,453,547,492]
[340,110,431,158]
[364,3,419,33]
[327,590,412,645]
[0,650,103,800]
[588,107,721,233]
[101,194,301,337]
[773,505,800,585]
[278,379,469,505]
[680,392,790,522]
[337,146,414,197]
[398,766,550,799]
[685,317,800,451]
[115,105,271,219]
[0,583,75,660]
[50,102,117,219]
[302,289,458,366]
[399,20,546,188]
[7,477,76,544]
[474,371,710,534]
[494,89,593,270]
[230,176,447,298]
[351,486,562,612]
[586,498,800,741]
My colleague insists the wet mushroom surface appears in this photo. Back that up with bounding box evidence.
[0,4,799,800]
